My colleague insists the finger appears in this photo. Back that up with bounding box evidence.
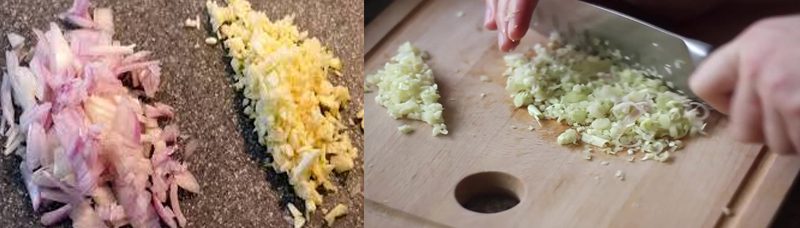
[498,33,519,52]
[689,42,740,114]
[763,105,793,154]
[784,109,800,155]
[485,0,498,30]
[506,0,537,41]
[495,0,516,51]
[729,69,764,142]
[495,0,509,36]
[780,65,800,154]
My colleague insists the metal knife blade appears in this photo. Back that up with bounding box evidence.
[530,0,712,99]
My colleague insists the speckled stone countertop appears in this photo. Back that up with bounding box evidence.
[0,0,364,227]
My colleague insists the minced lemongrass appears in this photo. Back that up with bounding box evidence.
[504,35,708,162]
[367,42,448,136]
[397,124,414,134]
[557,128,578,145]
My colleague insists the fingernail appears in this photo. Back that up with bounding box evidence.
[507,19,518,40]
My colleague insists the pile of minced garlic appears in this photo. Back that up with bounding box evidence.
[504,34,708,162]
[367,42,448,136]
[207,0,355,226]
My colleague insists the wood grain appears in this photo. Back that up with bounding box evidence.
[720,152,800,228]
[364,0,424,56]
[364,0,799,227]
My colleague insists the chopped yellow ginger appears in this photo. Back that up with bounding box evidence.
[357,109,364,129]
[288,203,306,228]
[207,0,358,218]
[323,204,348,226]
[204,37,218,45]
[367,42,447,136]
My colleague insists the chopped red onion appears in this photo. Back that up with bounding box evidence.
[2,1,198,227]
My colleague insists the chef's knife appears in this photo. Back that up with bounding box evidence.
[530,0,712,99]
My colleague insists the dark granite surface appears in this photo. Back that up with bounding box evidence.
[0,0,364,227]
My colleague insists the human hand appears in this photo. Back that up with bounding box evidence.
[484,0,538,52]
[689,15,800,154]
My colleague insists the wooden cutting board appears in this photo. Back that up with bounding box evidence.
[364,1,800,227]
[0,0,364,227]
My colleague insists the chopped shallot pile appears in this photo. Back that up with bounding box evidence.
[2,0,199,227]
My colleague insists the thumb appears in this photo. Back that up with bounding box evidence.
[689,41,765,142]
[689,42,739,114]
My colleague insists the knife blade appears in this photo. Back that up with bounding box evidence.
[530,0,712,99]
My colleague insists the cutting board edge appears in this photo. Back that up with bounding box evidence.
[717,149,800,228]
[364,0,426,57]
